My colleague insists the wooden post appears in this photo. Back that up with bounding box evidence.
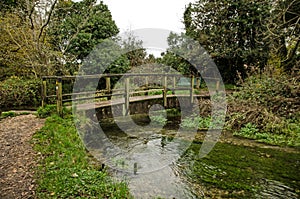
[216,79,220,93]
[145,76,149,87]
[196,77,201,89]
[172,76,176,94]
[56,77,63,117]
[190,75,194,103]
[163,76,167,107]
[124,77,130,115]
[134,162,137,175]
[42,78,47,108]
[106,77,111,93]
[145,76,149,96]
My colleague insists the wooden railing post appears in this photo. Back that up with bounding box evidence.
[145,76,149,96]
[124,77,130,116]
[145,76,149,87]
[163,75,167,107]
[42,78,47,108]
[172,76,176,94]
[56,77,63,117]
[216,79,220,93]
[106,77,111,93]
[190,75,194,103]
[196,77,201,89]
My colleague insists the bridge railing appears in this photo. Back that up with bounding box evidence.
[41,73,220,116]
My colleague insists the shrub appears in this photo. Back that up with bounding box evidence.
[37,105,57,118]
[37,105,72,118]
[0,76,41,110]
[227,73,300,146]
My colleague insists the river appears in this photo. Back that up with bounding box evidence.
[84,115,300,199]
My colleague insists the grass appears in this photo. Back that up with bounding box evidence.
[0,111,30,119]
[32,113,131,198]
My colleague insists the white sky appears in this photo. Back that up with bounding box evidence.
[101,0,193,33]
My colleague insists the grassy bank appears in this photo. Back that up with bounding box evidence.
[32,114,131,198]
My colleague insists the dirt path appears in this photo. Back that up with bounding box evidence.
[0,114,45,199]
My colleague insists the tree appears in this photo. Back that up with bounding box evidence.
[183,0,272,83]
[159,32,197,76]
[120,31,147,69]
[0,0,60,79]
[266,0,300,72]
[48,0,119,74]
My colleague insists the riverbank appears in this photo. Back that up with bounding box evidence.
[32,114,132,198]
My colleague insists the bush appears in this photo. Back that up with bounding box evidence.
[37,105,72,118]
[0,76,41,110]
[37,105,57,118]
[227,73,300,146]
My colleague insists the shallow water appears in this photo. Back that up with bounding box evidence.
[85,116,300,198]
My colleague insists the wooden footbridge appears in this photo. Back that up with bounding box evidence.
[41,73,220,116]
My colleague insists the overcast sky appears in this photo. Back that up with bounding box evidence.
[101,0,193,33]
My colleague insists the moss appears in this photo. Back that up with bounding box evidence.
[179,142,300,198]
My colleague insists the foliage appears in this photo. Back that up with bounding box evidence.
[37,105,57,118]
[120,31,148,68]
[266,0,300,72]
[33,114,131,198]
[181,115,211,129]
[233,74,299,118]
[0,76,41,110]
[0,111,30,120]
[49,0,120,74]
[0,111,16,119]
[233,121,300,147]
[227,73,300,146]
[183,0,272,83]
[0,12,58,79]
[0,0,122,78]
[233,123,259,138]
[150,114,167,125]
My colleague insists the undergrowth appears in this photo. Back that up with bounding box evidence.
[226,73,300,147]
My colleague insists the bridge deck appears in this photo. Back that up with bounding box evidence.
[76,94,210,111]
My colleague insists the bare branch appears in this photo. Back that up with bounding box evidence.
[37,0,58,41]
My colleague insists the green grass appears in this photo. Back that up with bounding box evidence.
[0,111,30,119]
[32,114,131,198]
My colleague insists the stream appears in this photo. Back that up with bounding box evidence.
[84,115,300,199]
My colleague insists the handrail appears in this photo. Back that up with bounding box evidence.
[41,73,220,116]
